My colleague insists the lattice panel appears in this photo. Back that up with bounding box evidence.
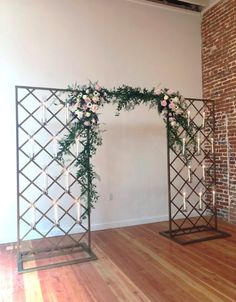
[16,86,96,272]
[161,98,230,244]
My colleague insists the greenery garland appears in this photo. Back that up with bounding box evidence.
[57,82,197,217]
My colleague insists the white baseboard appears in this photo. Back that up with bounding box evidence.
[91,211,203,232]
[91,215,169,231]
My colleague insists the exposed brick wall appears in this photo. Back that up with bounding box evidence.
[202,0,236,223]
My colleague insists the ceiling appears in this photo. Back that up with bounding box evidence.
[145,0,210,12]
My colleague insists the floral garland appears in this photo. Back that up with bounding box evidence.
[57,82,196,217]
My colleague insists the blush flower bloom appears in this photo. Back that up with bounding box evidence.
[84,121,91,126]
[95,84,101,91]
[91,104,98,112]
[161,100,167,107]
[92,96,99,102]
[84,97,91,103]
[154,88,161,95]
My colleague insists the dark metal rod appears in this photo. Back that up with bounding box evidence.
[15,86,20,255]
[87,128,92,251]
[15,85,75,93]
[166,107,172,237]
[212,100,218,230]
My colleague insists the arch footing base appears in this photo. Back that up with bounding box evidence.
[159,225,231,245]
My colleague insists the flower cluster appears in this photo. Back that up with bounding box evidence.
[70,83,108,127]
[154,88,186,128]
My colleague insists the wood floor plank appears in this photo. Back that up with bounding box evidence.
[118,228,235,302]
[1,220,236,302]
[93,245,152,302]
[23,267,44,302]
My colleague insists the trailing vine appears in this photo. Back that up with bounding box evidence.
[57,82,197,217]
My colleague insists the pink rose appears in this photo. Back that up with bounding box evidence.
[161,100,167,107]
[95,84,101,91]
[167,89,173,95]
[169,102,175,109]
[154,88,161,95]
[84,97,91,103]
[84,121,91,126]
[91,104,98,112]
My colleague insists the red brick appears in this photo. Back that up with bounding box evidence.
[202,0,236,223]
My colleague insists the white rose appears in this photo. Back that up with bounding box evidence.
[94,91,100,96]
[164,95,169,100]
[83,95,87,100]
[86,89,90,94]
[173,96,179,103]
[85,112,91,117]
[171,121,176,127]
[75,110,83,119]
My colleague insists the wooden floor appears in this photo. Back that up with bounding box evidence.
[1,221,236,302]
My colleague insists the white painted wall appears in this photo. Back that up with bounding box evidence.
[0,0,202,243]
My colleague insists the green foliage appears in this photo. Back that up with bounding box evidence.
[57,83,197,216]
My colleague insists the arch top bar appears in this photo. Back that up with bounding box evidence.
[15,85,215,103]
